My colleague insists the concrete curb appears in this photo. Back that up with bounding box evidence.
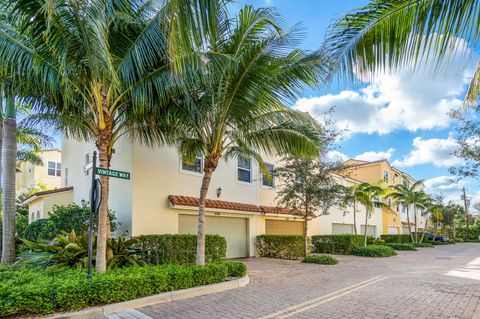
[48,275,249,319]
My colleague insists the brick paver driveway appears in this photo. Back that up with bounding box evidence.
[106,244,480,319]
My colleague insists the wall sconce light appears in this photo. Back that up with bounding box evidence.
[81,199,86,206]
[216,187,222,198]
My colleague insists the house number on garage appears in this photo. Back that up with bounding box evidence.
[95,168,131,180]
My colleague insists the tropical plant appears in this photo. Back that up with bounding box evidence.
[19,230,93,268]
[324,0,480,105]
[106,236,144,269]
[339,183,375,235]
[0,0,201,272]
[389,181,429,243]
[171,5,330,265]
[442,203,465,240]
[275,157,342,257]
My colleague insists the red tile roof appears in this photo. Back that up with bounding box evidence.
[168,195,305,217]
[23,186,74,203]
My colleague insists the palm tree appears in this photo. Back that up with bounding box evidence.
[0,0,200,272]
[172,6,330,265]
[324,0,480,105]
[339,184,366,235]
[358,183,386,247]
[390,181,429,243]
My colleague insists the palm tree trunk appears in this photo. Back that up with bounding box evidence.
[406,206,414,243]
[364,210,369,247]
[353,201,357,235]
[452,219,456,240]
[1,96,15,264]
[196,169,213,266]
[434,221,438,238]
[419,216,428,243]
[413,206,418,243]
[303,202,309,258]
[0,92,3,255]
[95,135,111,273]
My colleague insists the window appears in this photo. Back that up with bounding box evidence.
[182,156,203,173]
[262,163,275,187]
[383,170,389,183]
[65,167,69,186]
[387,198,392,207]
[85,153,91,176]
[396,204,400,212]
[30,212,35,223]
[48,161,61,177]
[237,157,252,183]
[36,210,40,220]
[393,173,398,184]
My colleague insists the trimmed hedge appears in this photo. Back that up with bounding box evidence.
[380,234,412,243]
[352,245,397,257]
[414,242,434,248]
[134,234,226,265]
[384,243,417,251]
[0,261,244,316]
[447,239,456,244]
[221,261,247,277]
[256,235,306,259]
[312,235,373,255]
[302,255,338,265]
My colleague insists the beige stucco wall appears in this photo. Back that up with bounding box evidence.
[16,150,62,193]
[27,190,74,223]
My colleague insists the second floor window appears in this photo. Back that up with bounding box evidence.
[182,156,203,173]
[48,161,61,177]
[237,157,252,183]
[262,163,274,187]
[383,170,388,183]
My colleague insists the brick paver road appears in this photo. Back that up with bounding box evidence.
[105,243,480,319]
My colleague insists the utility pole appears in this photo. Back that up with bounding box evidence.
[462,187,469,240]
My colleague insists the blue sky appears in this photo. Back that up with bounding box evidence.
[235,0,480,208]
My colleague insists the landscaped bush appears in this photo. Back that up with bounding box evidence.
[302,255,338,265]
[429,240,446,245]
[219,261,247,277]
[414,242,434,248]
[380,234,412,243]
[311,235,373,255]
[23,219,52,241]
[455,238,464,243]
[0,261,243,316]
[373,239,385,245]
[384,243,417,251]
[256,235,306,259]
[447,239,456,244]
[135,234,226,265]
[352,245,397,257]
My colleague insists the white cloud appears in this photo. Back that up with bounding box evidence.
[294,40,474,137]
[355,148,395,161]
[326,150,349,163]
[423,176,465,203]
[392,137,462,168]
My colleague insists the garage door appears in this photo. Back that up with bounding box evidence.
[388,226,399,234]
[332,223,354,234]
[265,219,304,235]
[360,225,376,237]
[178,215,248,258]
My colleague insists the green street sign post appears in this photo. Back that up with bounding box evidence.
[95,168,131,180]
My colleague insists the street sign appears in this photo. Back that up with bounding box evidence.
[95,168,131,180]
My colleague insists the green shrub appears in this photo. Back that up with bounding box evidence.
[311,235,373,255]
[256,235,306,260]
[23,219,53,241]
[135,234,226,265]
[455,238,464,243]
[0,263,231,316]
[447,239,456,244]
[429,240,446,245]
[380,234,412,243]
[414,242,434,248]
[216,261,247,277]
[302,255,338,265]
[464,239,480,243]
[384,243,417,251]
[373,239,385,245]
[352,245,397,257]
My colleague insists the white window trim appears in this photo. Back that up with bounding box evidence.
[179,155,204,176]
[383,169,389,183]
[237,157,253,184]
[261,163,275,188]
[47,161,61,177]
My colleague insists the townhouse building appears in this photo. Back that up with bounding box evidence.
[16,149,62,193]
[338,159,426,235]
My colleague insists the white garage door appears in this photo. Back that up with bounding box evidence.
[265,220,304,235]
[360,225,376,237]
[388,226,399,234]
[178,214,248,258]
[332,223,354,234]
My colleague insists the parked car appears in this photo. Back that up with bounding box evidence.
[424,232,448,242]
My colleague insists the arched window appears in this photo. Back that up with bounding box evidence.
[36,211,41,220]
[31,212,35,223]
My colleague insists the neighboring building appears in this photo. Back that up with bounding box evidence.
[16,149,62,194]
[23,187,74,223]
[338,159,425,235]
